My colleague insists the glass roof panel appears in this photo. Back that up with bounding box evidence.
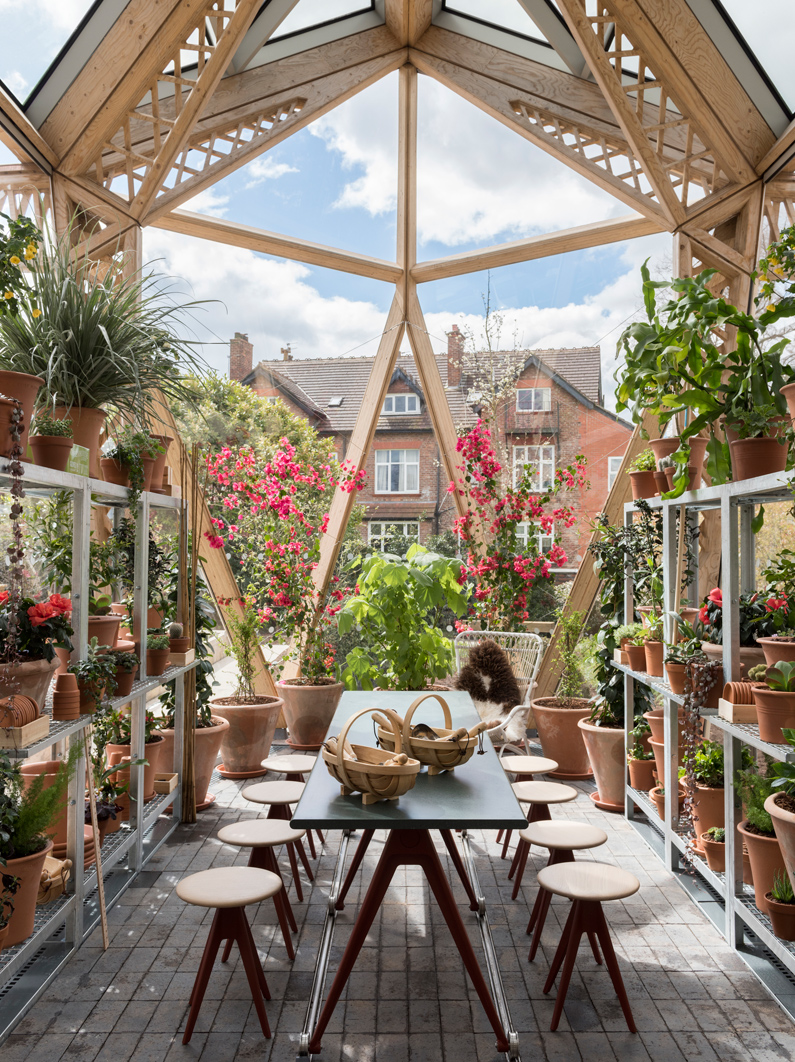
[0,0,97,104]
[443,0,548,41]
[273,0,374,39]
[718,0,795,110]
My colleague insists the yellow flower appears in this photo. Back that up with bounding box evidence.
[24,244,36,260]
[768,303,777,313]
[773,266,785,278]
[31,308,41,318]
[9,255,20,265]
[3,291,13,300]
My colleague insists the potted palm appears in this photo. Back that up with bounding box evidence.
[531,611,594,780]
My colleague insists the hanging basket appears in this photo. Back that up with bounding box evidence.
[377,693,488,776]
[322,707,420,805]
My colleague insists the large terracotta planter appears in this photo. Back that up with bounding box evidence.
[87,614,121,649]
[629,470,657,500]
[701,833,726,872]
[0,655,58,707]
[278,680,343,751]
[765,792,795,894]
[3,840,53,947]
[20,760,69,848]
[0,370,43,456]
[627,756,656,791]
[737,819,786,914]
[29,435,73,472]
[157,716,229,810]
[578,719,624,812]
[730,436,788,481]
[531,697,593,779]
[53,406,106,478]
[106,735,165,802]
[690,784,724,850]
[644,640,664,677]
[701,640,766,671]
[100,457,130,488]
[757,637,795,667]
[210,695,283,777]
[752,687,795,744]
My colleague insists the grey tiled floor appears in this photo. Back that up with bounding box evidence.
[6,761,795,1062]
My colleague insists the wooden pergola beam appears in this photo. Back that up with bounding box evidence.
[0,86,59,170]
[152,210,403,283]
[412,213,663,283]
[385,0,434,47]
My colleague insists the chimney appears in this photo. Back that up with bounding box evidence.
[229,331,253,381]
[447,324,464,386]
[281,343,292,362]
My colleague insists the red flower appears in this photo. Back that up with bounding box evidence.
[0,591,8,606]
[698,605,709,623]
[48,593,72,614]
[707,588,722,606]
[767,596,788,612]
[28,602,58,627]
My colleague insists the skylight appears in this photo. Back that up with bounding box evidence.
[0,0,97,104]
[443,0,548,42]
[328,396,344,407]
[273,0,374,40]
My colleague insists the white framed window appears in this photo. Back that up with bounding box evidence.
[264,395,280,405]
[607,455,622,490]
[517,521,554,554]
[516,387,551,412]
[383,393,419,415]
[513,445,555,490]
[375,449,420,493]
[368,521,420,551]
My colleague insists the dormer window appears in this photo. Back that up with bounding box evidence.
[383,393,419,415]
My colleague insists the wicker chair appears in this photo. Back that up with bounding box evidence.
[453,630,545,756]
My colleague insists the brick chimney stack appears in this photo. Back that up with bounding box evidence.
[447,324,464,386]
[281,344,292,362]
[229,332,253,381]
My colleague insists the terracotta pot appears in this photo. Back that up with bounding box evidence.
[278,680,344,751]
[150,434,173,493]
[578,719,624,812]
[701,639,766,671]
[724,415,789,447]
[20,760,70,847]
[88,614,121,649]
[0,371,43,456]
[146,648,171,677]
[77,676,105,712]
[752,686,795,743]
[730,436,788,481]
[106,735,165,802]
[3,840,53,947]
[653,470,668,494]
[665,662,686,694]
[766,895,795,941]
[148,606,164,630]
[629,469,657,500]
[0,695,39,727]
[0,655,58,707]
[531,697,593,779]
[649,736,685,789]
[29,434,74,472]
[625,644,647,671]
[627,756,656,791]
[51,691,81,720]
[156,716,229,810]
[663,464,701,492]
[100,456,131,488]
[169,637,190,654]
[737,819,786,914]
[690,784,724,848]
[757,637,795,667]
[781,382,795,428]
[110,602,132,638]
[765,792,795,896]
[649,436,708,471]
[114,668,136,698]
[691,661,722,710]
[723,681,755,704]
[644,707,686,744]
[701,833,726,872]
[0,923,8,954]
[210,695,283,776]
[644,640,664,677]
[52,406,106,478]
[141,455,157,493]
[650,785,684,821]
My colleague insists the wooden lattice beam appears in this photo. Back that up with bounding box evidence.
[0,86,59,170]
[385,0,434,47]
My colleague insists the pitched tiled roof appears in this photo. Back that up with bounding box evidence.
[246,345,606,433]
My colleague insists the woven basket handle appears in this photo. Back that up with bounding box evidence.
[402,693,452,748]
[335,707,403,792]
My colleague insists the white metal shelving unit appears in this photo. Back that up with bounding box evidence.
[621,468,795,1015]
[0,460,197,1041]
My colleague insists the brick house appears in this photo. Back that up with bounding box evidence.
[230,329,631,564]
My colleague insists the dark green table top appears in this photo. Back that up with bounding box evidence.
[290,691,527,831]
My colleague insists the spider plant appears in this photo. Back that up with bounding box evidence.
[0,222,209,418]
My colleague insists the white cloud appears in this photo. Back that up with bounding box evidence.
[311,73,623,248]
[0,0,87,31]
[244,158,299,189]
[3,71,28,98]
[180,188,231,218]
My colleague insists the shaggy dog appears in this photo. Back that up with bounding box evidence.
[454,639,525,742]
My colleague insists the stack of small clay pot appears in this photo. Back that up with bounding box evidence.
[0,695,40,728]
[52,673,81,721]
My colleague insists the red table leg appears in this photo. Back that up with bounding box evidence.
[308,829,510,1056]
[335,829,375,911]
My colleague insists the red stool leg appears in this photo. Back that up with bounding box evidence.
[510,841,531,900]
[507,839,525,880]
[315,829,324,848]
[221,936,233,964]
[543,901,575,992]
[500,829,513,859]
[496,829,504,845]
[547,900,585,1032]
[335,829,375,911]
[257,847,298,933]
[183,909,230,1044]
[593,903,635,1032]
[526,849,574,960]
[286,842,304,902]
[294,836,314,882]
[233,908,272,1039]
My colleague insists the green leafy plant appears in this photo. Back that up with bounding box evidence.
[552,609,586,705]
[765,662,795,692]
[0,214,41,318]
[338,544,469,691]
[224,598,261,701]
[96,705,159,747]
[628,718,653,761]
[108,649,139,673]
[689,740,751,788]
[68,637,118,708]
[0,871,20,928]
[102,427,164,509]
[31,411,73,438]
[768,729,795,795]
[615,622,645,645]
[706,826,725,842]
[771,870,795,904]
[627,449,655,473]
[0,746,79,861]
[737,768,776,835]
[645,616,664,642]
[664,619,706,664]
[147,630,170,652]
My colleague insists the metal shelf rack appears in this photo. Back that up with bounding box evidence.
[0,460,196,1041]
[621,468,795,1017]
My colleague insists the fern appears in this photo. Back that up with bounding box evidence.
[3,747,79,860]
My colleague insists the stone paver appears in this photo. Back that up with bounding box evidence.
[7,743,795,1061]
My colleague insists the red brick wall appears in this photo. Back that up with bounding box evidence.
[230,332,253,382]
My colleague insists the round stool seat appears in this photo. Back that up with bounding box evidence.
[242,780,306,806]
[520,820,607,850]
[176,866,282,909]
[512,780,578,805]
[537,861,639,903]
[261,754,317,775]
[218,819,306,848]
[502,755,558,776]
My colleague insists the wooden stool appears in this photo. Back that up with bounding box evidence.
[217,819,308,958]
[539,861,639,1033]
[504,780,578,881]
[496,758,558,849]
[243,781,314,899]
[260,754,324,856]
[523,820,608,960]
[176,866,277,1044]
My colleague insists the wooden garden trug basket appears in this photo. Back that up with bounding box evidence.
[376,693,487,776]
[322,706,421,805]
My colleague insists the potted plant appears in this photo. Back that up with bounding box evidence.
[613,622,639,665]
[623,626,647,672]
[659,453,699,492]
[168,621,190,655]
[698,587,769,670]
[100,426,164,499]
[579,697,627,813]
[649,783,684,821]
[700,826,726,872]
[0,871,21,953]
[758,630,795,666]
[737,767,787,915]
[627,717,655,791]
[68,637,118,712]
[663,623,707,695]
[764,728,795,895]
[87,592,121,651]
[0,222,206,477]
[0,591,73,705]
[146,630,171,677]
[29,410,74,472]
[84,760,145,844]
[626,449,657,500]
[209,598,283,777]
[98,706,163,802]
[751,662,795,743]
[687,740,750,852]
[766,871,795,941]
[107,648,139,698]
[643,616,665,677]
[531,610,593,780]
[0,748,77,946]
